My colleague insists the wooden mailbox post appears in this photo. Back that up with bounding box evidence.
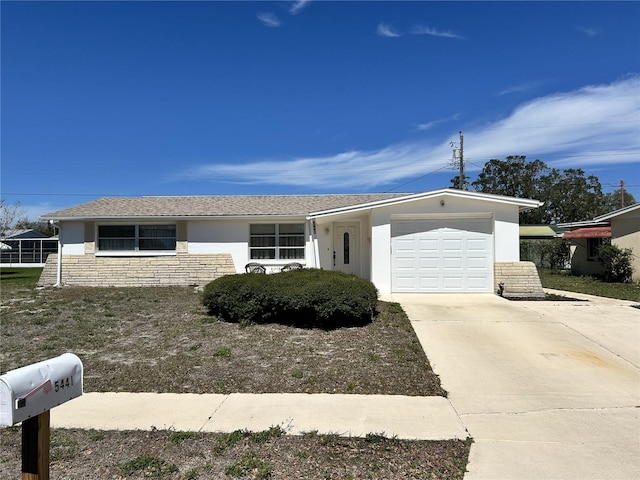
[0,353,83,480]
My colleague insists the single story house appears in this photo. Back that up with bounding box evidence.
[39,188,544,295]
[559,202,639,282]
[562,224,611,277]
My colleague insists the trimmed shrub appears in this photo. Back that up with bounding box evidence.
[202,269,378,328]
[598,244,633,283]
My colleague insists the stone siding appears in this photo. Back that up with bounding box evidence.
[38,253,236,287]
[494,261,545,298]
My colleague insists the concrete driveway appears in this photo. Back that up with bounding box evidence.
[391,292,640,480]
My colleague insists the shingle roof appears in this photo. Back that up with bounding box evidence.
[41,194,410,219]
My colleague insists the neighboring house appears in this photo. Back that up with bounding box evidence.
[560,202,640,282]
[562,224,611,277]
[39,189,544,295]
[0,229,58,267]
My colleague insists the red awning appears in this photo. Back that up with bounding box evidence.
[563,226,611,239]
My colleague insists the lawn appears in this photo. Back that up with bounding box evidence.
[0,268,470,479]
[539,269,640,302]
[0,268,444,396]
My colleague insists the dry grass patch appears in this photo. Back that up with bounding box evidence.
[0,427,471,479]
[1,283,444,396]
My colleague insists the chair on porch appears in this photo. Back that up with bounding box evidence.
[281,262,303,272]
[245,262,266,274]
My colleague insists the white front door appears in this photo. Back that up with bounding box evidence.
[334,222,360,276]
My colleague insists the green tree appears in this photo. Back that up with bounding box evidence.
[449,174,470,190]
[470,156,548,224]
[602,189,636,212]
[469,156,607,224]
[543,168,605,224]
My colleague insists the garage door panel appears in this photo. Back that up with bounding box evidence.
[442,239,463,252]
[443,257,463,269]
[443,277,464,289]
[391,217,493,293]
[394,238,416,251]
[418,238,439,252]
[418,276,440,290]
[467,237,489,250]
[419,258,439,270]
[468,276,490,289]
[467,256,489,269]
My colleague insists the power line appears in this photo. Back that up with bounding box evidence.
[385,164,452,192]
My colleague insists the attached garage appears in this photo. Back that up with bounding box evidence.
[391,214,494,293]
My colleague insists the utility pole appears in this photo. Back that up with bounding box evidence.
[450,131,465,190]
[620,179,625,208]
[459,131,464,190]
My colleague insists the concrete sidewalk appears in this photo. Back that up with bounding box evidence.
[52,392,468,440]
[391,291,640,480]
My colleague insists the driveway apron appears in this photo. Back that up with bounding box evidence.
[391,293,640,480]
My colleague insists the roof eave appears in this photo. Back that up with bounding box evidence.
[593,202,640,221]
[42,214,309,222]
[308,188,543,219]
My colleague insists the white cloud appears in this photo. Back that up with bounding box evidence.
[410,25,463,39]
[577,26,601,37]
[498,81,547,96]
[181,76,640,190]
[289,0,312,15]
[257,12,281,28]
[467,76,640,168]
[376,23,402,38]
[416,114,461,131]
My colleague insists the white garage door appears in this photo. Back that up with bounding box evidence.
[391,217,493,293]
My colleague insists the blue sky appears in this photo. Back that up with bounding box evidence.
[2,0,639,220]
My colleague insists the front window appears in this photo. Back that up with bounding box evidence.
[250,224,305,260]
[98,225,176,252]
[587,237,606,261]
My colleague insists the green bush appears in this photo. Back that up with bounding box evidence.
[202,269,378,328]
[598,244,633,283]
[520,239,570,270]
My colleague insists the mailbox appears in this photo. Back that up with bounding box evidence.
[0,353,83,426]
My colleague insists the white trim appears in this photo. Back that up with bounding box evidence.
[95,251,177,257]
[391,212,494,220]
[593,203,640,221]
[556,220,609,228]
[308,189,542,219]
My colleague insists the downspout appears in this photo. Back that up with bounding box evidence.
[309,219,319,269]
[49,220,62,287]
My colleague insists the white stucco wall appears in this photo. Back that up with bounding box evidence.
[188,220,248,272]
[188,218,312,273]
[59,222,85,255]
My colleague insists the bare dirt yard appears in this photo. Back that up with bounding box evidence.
[0,270,470,479]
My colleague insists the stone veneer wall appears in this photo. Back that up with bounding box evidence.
[37,253,236,287]
[494,261,545,298]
